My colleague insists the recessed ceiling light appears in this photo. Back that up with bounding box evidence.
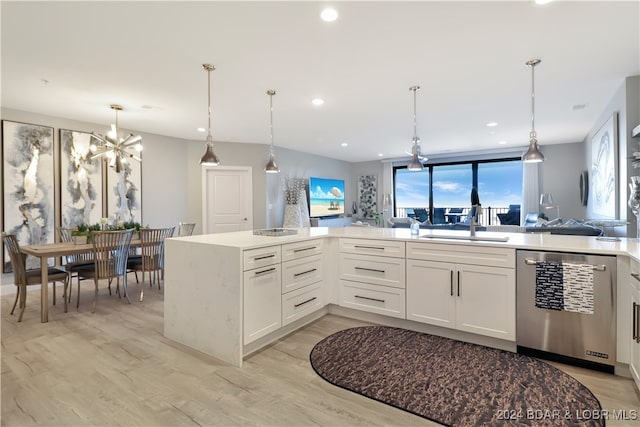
[572,104,587,111]
[320,8,338,22]
[535,0,553,5]
[341,142,348,147]
[498,140,508,145]
[197,127,206,132]
[486,122,498,127]
[311,98,325,106]
[377,153,383,157]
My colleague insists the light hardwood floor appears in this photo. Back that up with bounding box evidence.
[2,281,639,426]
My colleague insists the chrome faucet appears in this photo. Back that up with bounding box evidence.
[469,205,478,237]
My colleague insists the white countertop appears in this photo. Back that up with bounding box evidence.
[169,227,640,260]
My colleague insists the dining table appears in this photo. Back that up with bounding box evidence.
[21,239,141,323]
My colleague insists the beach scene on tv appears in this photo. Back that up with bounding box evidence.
[309,177,345,217]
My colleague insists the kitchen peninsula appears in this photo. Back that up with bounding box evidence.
[163,227,639,387]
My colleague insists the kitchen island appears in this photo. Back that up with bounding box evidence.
[164,227,639,386]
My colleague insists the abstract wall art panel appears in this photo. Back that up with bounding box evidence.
[107,157,142,223]
[591,112,618,219]
[60,129,104,227]
[358,174,378,219]
[2,120,55,271]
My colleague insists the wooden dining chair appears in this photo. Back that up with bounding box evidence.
[2,233,69,322]
[56,226,94,306]
[175,222,196,237]
[76,229,134,312]
[127,227,174,301]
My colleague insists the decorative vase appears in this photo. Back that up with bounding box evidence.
[628,176,640,239]
[283,204,302,228]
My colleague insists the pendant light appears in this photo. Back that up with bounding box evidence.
[522,59,545,163]
[264,89,280,173]
[90,104,142,174]
[200,64,221,166]
[407,85,424,171]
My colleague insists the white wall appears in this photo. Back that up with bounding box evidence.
[539,142,586,221]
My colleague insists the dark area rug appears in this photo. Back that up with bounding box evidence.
[310,326,604,426]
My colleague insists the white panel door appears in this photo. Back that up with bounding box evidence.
[202,167,253,234]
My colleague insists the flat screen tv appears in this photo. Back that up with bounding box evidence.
[309,177,345,218]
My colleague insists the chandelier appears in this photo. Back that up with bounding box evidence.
[522,59,545,163]
[407,85,425,171]
[90,104,142,173]
[264,89,280,173]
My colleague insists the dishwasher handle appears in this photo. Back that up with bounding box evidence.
[524,258,606,272]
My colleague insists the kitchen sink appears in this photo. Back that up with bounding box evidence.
[419,234,509,242]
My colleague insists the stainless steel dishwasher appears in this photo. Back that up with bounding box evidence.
[516,250,616,373]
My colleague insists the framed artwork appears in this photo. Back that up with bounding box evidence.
[2,120,55,272]
[591,112,618,219]
[358,175,377,218]
[107,157,142,223]
[59,129,104,227]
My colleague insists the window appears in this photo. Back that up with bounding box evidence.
[394,168,429,219]
[393,158,522,225]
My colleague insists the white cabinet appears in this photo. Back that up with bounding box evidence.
[406,242,516,341]
[630,261,640,389]
[243,246,282,344]
[281,239,324,326]
[339,238,406,318]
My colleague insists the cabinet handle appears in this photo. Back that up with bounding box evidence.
[254,254,276,261]
[632,273,640,282]
[355,266,385,274]
[457,271,460,297]
[354,245,385,251]
[635,302,640,343]
[450,270,453,296]
[254,267,276,276]
[294,268,317,277]
[294,296,317,308]
[293,246,316,253]
[355,295,385,303]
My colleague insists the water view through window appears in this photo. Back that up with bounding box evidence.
[394,159,523,224]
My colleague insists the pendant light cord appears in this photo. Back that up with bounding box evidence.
[527,59,540,140]
[268,90,275,154]
[411,85,420,143]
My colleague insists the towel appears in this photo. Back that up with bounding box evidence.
[535,261,594,314]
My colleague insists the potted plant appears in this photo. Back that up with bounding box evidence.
[71,223,89,244]
[123,221,142,239]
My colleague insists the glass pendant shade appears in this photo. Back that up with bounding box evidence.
[264,89,280,173]
[522,59,545,163]
[200,137,220,166]
[200,64,221,166]
[265,153,279,173]
[523,137,545,163]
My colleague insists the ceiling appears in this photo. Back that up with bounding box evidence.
[2,1,639,163]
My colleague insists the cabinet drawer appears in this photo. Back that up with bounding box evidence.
[339,280,405,319]
[340,253,405,288]
[282,283,324,326]
[282,239,324,262]
[406,242,514,268]
[243,245,281,271]
[282,254,323,294]
[340,238,405,258]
